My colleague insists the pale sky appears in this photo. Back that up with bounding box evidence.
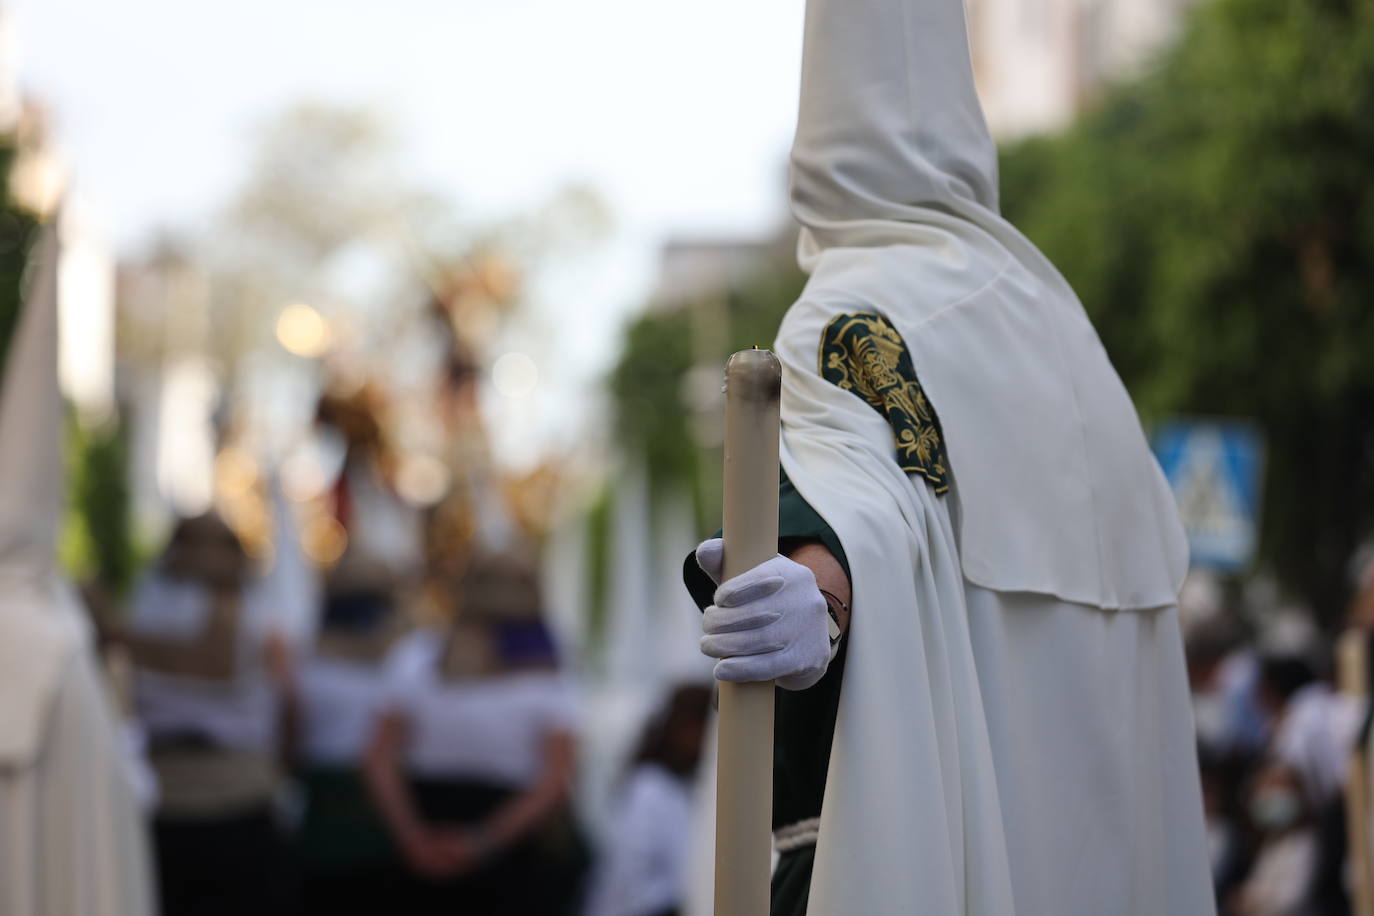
[12,0,804,243]
[10,0,807,465]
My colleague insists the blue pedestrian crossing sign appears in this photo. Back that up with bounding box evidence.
[1151,419,1265,572]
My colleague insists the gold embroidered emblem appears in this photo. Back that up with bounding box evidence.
[819,312,950,494]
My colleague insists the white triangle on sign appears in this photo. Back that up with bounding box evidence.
[1172,428,1254,568]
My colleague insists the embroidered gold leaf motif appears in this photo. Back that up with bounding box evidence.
[819,312,950,494]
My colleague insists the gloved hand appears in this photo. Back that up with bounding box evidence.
[694,538,832,691]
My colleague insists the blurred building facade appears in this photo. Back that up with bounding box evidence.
[969,0,1199,137]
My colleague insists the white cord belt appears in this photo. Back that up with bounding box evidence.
[773,816,820,853]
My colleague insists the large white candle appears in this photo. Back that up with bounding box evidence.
[714,348,781,916]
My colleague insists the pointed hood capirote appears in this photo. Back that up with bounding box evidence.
[790,0,999,258]
[0,221,63,578]
[0,216,86,766]
[779,0,1186,612]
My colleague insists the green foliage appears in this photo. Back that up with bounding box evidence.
[608,307,699,490]
[727,261,811,356]
[597,255,804,654]
[581,484,616,671]
[1001,0,1374,622]
[0,139,137,598]
[60,414,138,597]
[606,246,806,529]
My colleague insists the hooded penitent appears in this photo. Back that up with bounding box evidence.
[0,217,155,916]
[787,0,1185,609]
[0,219,82,765]
[772,0,1212,911]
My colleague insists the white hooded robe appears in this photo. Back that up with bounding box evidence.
[0,218,156,916]
[772,0,1216,912]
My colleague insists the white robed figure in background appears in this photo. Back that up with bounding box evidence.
[0,219,156,916]
[686,0,1216,911]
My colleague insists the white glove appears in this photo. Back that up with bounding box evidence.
[694,538,832,691]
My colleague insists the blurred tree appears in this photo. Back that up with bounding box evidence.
[0,136,135,597]
[210,103,609,373]
[607,242,804,522]
[1001,0,1374,624]
[229,103,436,265]
[608,307,697,491]
[582,484,615,659]
[209,103,453,371]
[60,413,136,597]
[596,242,803,664]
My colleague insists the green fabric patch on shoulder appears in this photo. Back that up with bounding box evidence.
[819,312,950,494]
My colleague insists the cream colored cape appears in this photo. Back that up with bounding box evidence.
[0,218,155,916]
[774,0,1215,911]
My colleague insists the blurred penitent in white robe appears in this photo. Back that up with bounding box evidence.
[0,216,156,916]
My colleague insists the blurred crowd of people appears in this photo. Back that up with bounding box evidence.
[88,376,1374,916]
[90,334,713,916]
[1186,566,1374,916]
[39,252,1374,916]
